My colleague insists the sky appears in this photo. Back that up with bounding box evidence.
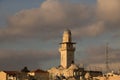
[0,0,120,72]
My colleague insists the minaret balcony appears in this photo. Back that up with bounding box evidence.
[59,47,75,51]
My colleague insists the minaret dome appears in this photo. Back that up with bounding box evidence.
[63,29,72,43]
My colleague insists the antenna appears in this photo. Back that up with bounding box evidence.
[105,43,110,73]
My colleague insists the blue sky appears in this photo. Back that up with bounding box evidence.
[0,0,120,71]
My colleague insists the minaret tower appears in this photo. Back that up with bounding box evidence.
[59,29,76,68]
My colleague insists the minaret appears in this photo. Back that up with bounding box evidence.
[59,29,76,68]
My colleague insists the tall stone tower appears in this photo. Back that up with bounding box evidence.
[59,29,76,68]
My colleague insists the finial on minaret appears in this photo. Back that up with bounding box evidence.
[62,29,72,43]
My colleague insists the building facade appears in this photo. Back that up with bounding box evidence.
[0,71,20,80]
[28,69,49,80]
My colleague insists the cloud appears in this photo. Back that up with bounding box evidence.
[97,0,120,23]
[0,49,59,70]
[72,21,105,38]
[0,0,120,43]
[0,0,120,70]
[0,0,96,42]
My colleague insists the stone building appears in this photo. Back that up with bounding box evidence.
[28,69,49,80]
[48,29,83,80]
[48,29,102,80]
[0,71,20,80]
[0,67,49,80]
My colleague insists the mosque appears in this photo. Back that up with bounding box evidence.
[48,29,102,80]
[48,29,85,80]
